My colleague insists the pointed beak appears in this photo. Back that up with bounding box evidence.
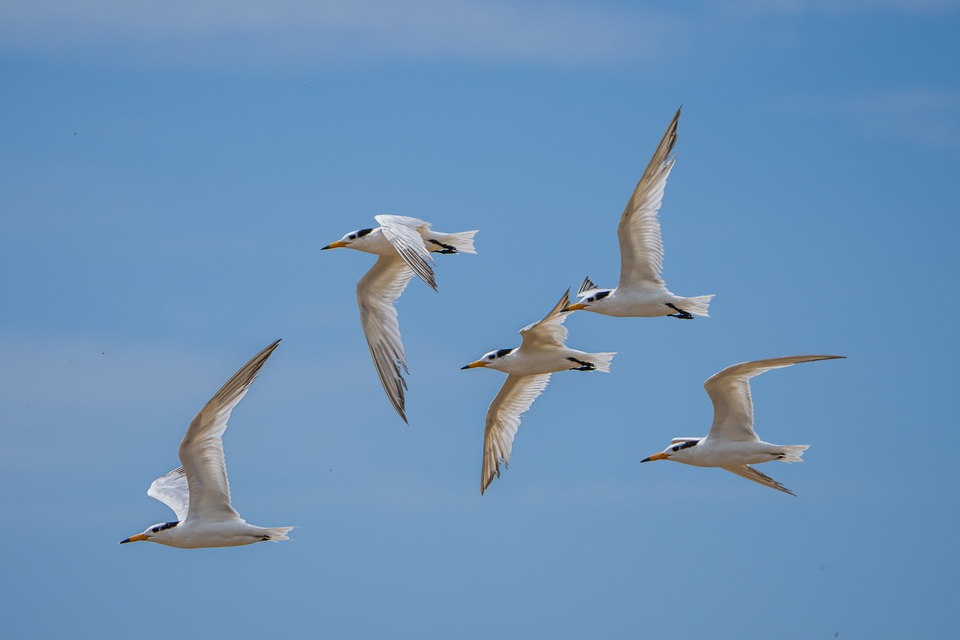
[641,452,670,463]
[461,360,488,370]
[119,533,149,544]
[321,240,348,250]
[563,302,587,312]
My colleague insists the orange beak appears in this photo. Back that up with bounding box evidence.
[563,302,587,312]
[640,452,670,463]
[321,240,348,250]
[119,533,150,544]
[461,360,489,370]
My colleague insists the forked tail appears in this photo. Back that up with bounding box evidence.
[262,526,295,542]
[681,294,714,317]
[431,230,478,254]
[588,352,617,373]
[778,445,809,463]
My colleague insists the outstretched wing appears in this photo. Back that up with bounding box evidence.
[722,465,795,496]
[179,339,281,523]
[376,214,437,291]
[519,290,571,350]
[481,373,552,494]
[617,107,680,291]
[705,355,844,442]
[147,466,189,521]
[357,255,417,423]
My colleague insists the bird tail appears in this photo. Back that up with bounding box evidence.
[431,230,478,254]
[588,352,617,373]
[778,445,809,463]
[262,526,295,542]
[680,294,714,317]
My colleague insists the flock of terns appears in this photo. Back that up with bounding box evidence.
[121,107,844,549]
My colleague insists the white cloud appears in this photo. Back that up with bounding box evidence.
[0,0,678,67]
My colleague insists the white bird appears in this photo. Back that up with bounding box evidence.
[640,355,845,496]
[462,290,616,494]
[323,215,477,423]
[563,107,714,319]
[120,340,294,548]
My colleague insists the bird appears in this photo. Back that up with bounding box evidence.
[323,215,477,423]
[563,107,714,319]
[640,355,845,496]
[462,290,616,494]
[120,340,294,548]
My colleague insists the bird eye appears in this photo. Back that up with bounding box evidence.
[487,355,494,359]
[151,527,160,533]
[587,296,595,302]
[671,446,679,452]
[348,234,356,240]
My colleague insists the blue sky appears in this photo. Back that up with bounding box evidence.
[1,1,958,637]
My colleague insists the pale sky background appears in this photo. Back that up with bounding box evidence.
[2,1,958,638]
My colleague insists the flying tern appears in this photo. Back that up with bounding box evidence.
[120,340,294,548]
[564,107,714,319]
[462,290,616,494]
[640,355,845,495]
[323,214,477,423]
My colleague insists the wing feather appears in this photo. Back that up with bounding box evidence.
[178,339,280,523]
[481,374,552,494]
[147,466,189,521]
[722,465,795,496]
[519,290,571,350]
[376,214,437,291]
[357,255,416,423]
[705,355,845,442]
[617,107,680,290]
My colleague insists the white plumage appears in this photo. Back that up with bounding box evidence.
[462,290,616,494]
[120,340,294,548]
[323,215,477,423]
[641,355,845,495]
[565,107,714,319]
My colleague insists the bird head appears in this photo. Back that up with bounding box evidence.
[321,227,374,250]
[641,439,701,463]
[461,348,515,371]
[563,289,612,312]
[119,520,179,545]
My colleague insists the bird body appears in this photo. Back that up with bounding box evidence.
[463,290,615,494]
[121,340,294,548]
[572,277,713,318]
[641,355,844,495]
[469,345,614,377]
[564,107,713,320]
[662,438,809,468]
[323,214,477,422]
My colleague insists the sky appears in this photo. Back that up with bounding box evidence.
[1,1,958,637]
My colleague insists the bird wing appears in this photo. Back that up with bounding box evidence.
[705,355,845,442]
[616,107,680,291]
[481,373,552,494]
[576,276,602,298]
[519,290,571,350]
[147,466,189,521]
[722,465,795,496]
[178,339,280,523]
[357,255,417,423]
[375,214,437,291]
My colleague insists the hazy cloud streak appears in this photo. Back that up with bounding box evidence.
[0,0,676,66]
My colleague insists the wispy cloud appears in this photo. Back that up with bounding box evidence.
[722,0,960,16]
[779,88,960,149]
[0,0,678,67]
